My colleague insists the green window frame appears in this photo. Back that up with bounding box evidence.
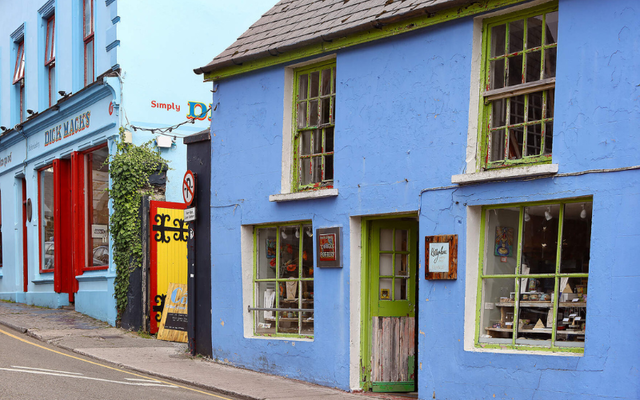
[475,198,592,353]
[292,61,336,192]
[479,3,558,169]
[253,222,314,338]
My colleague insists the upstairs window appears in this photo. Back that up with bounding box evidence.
[45,14,56,107]
[293,61,336,192]
[13,40,25,123]
[480,3,558,169]
[83,0,94,86]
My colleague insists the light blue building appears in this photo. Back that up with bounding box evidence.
[196,0,640,398]
[0,0,216,324]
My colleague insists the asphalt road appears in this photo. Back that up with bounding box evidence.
[0,327,241,400]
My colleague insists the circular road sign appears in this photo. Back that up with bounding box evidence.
[183,170,195,206]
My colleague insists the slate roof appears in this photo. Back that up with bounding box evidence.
[195,0,472,75]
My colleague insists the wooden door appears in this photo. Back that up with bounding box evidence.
[150,201,188,334]
[368,220,418,392]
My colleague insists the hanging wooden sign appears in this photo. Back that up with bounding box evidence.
[157,282,188,343]
[425,235,458,280]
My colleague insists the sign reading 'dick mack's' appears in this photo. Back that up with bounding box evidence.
[44,111,91,147]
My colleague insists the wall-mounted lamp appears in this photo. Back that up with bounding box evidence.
[27,109,34,115]
[544,206,552,221]
[305,228,313,238]
[58,90,70,97]
[0,126,6,132]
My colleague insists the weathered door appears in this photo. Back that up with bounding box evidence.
[367,220,418,392]
[150,201,188,334]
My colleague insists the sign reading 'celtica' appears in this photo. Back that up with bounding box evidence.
[44,111,91,147]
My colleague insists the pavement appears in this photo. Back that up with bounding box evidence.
[0,301,411,400]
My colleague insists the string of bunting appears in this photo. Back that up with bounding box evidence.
[127,105,213,138]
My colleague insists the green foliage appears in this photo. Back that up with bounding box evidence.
[108,128,168,322]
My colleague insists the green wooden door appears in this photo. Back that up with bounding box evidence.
[368,220,418,392]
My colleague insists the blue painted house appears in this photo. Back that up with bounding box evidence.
[0,0,217,325]
[195,0,639,398]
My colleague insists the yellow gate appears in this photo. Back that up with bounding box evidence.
[150,201,188,334]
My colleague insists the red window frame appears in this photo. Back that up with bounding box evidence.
[45,14,56,107]
[82,143,109,271]
[38,165,55,273]
[83,0,94,86]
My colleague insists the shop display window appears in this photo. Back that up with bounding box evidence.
[254,223,314,337]
[84,145,109,269]
[39,166,55,272]
[477,200,592,352]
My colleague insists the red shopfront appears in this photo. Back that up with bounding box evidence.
[37,143,110,300]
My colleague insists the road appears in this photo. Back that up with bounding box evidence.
[0,326,240,400]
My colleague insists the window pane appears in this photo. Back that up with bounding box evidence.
[49,65,56,107]
[528,91,544,121]
[544,121,553,154]
[556,277,587,347]
[490,59,505,90]
[508,127,524,160]
[300,281,314,335]
[479,278,515,343]
[395,229,408,252]
[310,71,319,98]
[297,102,307,129]
[301,130,311,155]
[395,254,408,276]
[526,123,542,157]
[321,97,331,124]
[484,207,519,275]
[527,16,543,49]
[278,282,299,334]
[313,129,322,154]
[544,11,559,44]
[508,19,524,53]
[560,202,592,274]
[509,95,525,125]
[490,129,505,162]
[507,55,523,86]
[85,39,94,85]
[516,277,554,346]
[312,156,322,183]
[490,24,506,57]
[325,127,334,152]
[491,99,506,128]
[40,167,55,270]
[546,88,555,119]
[544,47,557,79]
[301,158,311,185]
[380,278,392,300]
[380,254,393,276]
[298,74,308,100]
[302,224,313,278]
[521,204,560,275]
[525,51,541,83]
[309,99,318,126]
[86,146,109,267]
[256,227,277,279]
[394,278,407,300]
[324,155,333,181]
[279,226,298,278]
[255,281,277,334]
[84,0,92,36]
[321,69,331,95]
[380,229,393,251]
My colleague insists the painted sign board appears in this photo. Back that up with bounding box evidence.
[157,282,188,343]
[425,235,458,280]
[316,227,342,268]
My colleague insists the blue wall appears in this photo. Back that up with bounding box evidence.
[208,0,639,397]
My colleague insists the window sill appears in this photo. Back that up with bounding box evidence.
[247,334,314,342]
[76,270,115,282]
[452,164,558,185]
[269,188,338,202]
[32,276,54,285]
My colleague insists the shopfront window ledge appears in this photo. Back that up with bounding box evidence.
[32,276,54,285]
[269,188,338,202]
[76,270,116,282]
[452,164,558,185]
[247,335,314,342]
